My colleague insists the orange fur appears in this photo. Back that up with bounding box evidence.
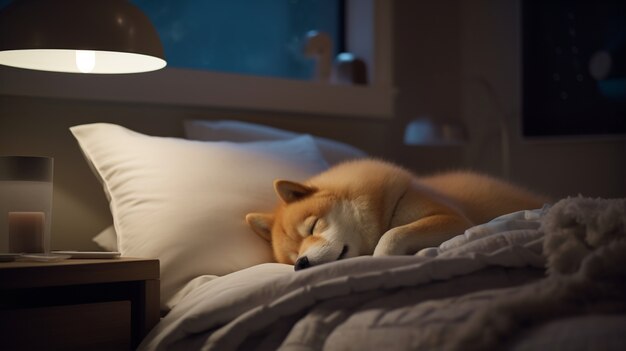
[246,159,548,269]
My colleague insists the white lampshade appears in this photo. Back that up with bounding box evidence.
[0,0,166,74]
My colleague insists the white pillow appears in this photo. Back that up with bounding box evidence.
[91,119,364,252]
[92,225,117,252]
[184,119,367,165]
[71,123,328,311]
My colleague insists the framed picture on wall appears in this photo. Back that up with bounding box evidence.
[522,0,625,138]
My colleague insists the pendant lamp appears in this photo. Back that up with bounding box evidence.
[0,0,166,74]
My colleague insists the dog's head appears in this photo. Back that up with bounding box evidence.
[246,179,380,270]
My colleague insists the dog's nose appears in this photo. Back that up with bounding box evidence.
[294,256,310,271]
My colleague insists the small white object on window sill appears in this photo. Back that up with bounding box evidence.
[334,52,368,85]
[305,31,333,82]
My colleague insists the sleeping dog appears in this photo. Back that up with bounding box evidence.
[246,159,547,270]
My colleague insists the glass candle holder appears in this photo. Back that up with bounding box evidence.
[0,156,53,254]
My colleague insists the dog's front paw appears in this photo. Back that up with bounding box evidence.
[372,243,391,257]
[373,233,405,257]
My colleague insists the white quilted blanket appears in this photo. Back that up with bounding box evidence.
[139,197,626,351]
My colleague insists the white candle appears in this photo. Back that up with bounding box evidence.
[8,212,45,253]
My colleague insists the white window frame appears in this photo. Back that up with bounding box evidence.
[0,0,394,119]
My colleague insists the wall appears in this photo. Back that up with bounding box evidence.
[389,0,625,200]
[386,0,466,173]
[460,0,625,199]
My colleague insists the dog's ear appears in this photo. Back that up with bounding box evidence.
[245,213,274,242]
[274,180,315,204]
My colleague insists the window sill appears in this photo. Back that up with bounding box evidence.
[0,66,395,119]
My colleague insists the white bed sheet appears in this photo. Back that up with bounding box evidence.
[139,197,626,350]
[140,209,547,350]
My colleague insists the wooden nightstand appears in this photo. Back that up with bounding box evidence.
[0,257,159,350]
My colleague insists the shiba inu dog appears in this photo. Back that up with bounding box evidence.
[246,159,547,270]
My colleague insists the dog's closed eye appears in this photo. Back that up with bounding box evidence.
[298,216,318,237]
[309,218,319,235]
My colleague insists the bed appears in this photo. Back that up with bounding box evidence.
[70,121,626,351]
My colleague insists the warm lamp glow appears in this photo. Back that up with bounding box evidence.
[75,50,96,73]
[0,49,166,74]
[0,0,166,74]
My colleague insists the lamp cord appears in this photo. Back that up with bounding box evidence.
[474,77,512,179]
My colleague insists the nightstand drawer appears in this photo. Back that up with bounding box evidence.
[1,301,131,350]
[0,258,160,349]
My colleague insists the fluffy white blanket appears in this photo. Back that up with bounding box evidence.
[139,197,626,351]
[445,196,626,351]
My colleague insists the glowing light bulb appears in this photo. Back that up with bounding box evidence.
[75,50,96,73]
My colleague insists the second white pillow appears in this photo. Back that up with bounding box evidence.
[184,119,367,165]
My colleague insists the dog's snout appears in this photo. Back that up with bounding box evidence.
[294,256,310,271]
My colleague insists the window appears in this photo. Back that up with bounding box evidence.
[131,0,344,81]
[522,0,626,137]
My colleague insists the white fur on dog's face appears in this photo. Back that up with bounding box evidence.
[246,179,384,268]
[296,199,366,266]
